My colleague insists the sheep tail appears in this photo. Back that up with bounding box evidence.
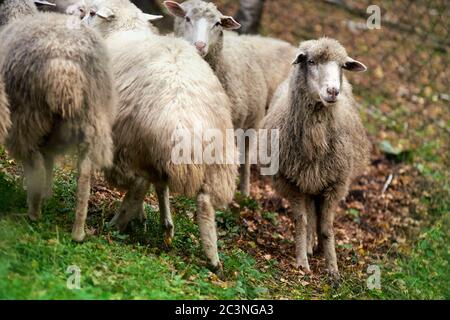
[44,59,86,118]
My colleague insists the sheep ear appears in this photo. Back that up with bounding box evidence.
[142,13,164,22]
[220,16,241,30]
[343,57,367,72]
[164,1,186,18]
[34,0,56,6]
[292,52,306,65]
[96,7,115,21]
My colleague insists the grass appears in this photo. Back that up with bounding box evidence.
[0,161,448,300]
[0,130,449,300]
[0,161,273,300]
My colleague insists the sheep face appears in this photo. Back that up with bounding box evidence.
[292,38,367,107]
[65,0,87,18]
[165,0,240,57]
[81,0,162,37]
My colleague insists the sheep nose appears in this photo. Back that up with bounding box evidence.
[327,87,340,98]
[195,41,206,51]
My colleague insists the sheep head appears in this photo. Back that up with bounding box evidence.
[292,38,367,106]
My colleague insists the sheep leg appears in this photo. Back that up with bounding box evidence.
[155,182,174,247]
[72,146,92,242]
[291,195,310,272]
[318,192,341,279]
[306,196,316,256]
[110,177,149,231]
[196,192,222,273]
[239,138,251,196]
[315,196,324,254]
[43,153,54,200]
[24,153,46,221]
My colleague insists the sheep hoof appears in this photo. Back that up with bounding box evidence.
[162,222,175,248]
[72,228,86,242]
[327,269,341,286]
[209,262,223,277]
[296,260,311,273]
[28,211,42,222]
[109,213,129,232]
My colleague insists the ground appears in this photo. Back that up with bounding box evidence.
[0,0,448,299]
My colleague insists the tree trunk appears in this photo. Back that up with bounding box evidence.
[130,0,164,15]
[131,0,173,34]
[234,0,265,35]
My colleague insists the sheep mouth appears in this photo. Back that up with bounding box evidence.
[321,96,338,105]
[197,50,208,57]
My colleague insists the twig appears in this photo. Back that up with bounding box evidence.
[381,173,394,194]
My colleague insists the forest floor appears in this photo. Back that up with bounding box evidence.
[0,0,448,299]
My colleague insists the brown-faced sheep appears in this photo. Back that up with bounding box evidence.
[165,0,297,196]
[0,0,116,242]
[83,0,237,272]
[262,38,370,278]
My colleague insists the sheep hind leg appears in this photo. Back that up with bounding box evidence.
[24,152,46,221]
[291,195,310,272]
[196,192,222,273]
[110,177,149,231]
[239,138,251,197]
[72,145,92,242]
[43,153,54,200]
[155,182,174,247]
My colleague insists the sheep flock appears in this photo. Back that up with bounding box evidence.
[0,0,370,279]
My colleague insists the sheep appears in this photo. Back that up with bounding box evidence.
[165,0,297,196]
[0,0,116,242]
[262,38,370,278]
[82,0,237,272]
[0,76,11,143]
[0,0,54,24]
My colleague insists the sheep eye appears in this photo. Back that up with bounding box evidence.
[90,11,96,17]
[79,8,84,13]
[214,21,221,27]
[185,16,191,23]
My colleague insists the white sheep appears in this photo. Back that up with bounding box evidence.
[82,0,237,272]
[0,0,117,242]
[165,0,297,196]
[262,38,370,278]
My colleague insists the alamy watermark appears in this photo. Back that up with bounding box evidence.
[367,5,382,30]
[170,125,280,176]
[367,265,381,290]
[66,265,81,290]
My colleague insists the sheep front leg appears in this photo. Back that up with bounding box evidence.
[72,147,92,242]
[306,196,316,256]
[155,182,174,247]
[110,177,150,231]
[24,152,46,221]
[43,153,54,200]
[239,138,251,196]
[290,195,310,272]
[196,192,221,273]
[318,189,345,279]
